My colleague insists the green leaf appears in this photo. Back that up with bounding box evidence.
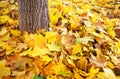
[33,75,46,79]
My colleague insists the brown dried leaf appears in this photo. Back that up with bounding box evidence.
[63,56,75,69]
[14,57,33,71]
[76,57,88,71]
[61,33,75,49]
[90,55,107,68]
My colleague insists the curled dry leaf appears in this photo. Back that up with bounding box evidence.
[61,33,75,49]
[89,55,108,68]
[63,56,75,69]
[76,57,88,71]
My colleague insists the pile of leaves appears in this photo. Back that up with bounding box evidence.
[0,0,120,79]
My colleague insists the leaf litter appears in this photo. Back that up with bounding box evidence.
[0,0,120,79]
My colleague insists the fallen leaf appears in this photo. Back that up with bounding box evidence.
[23,33,47,48]
[0,1,9,7]
[0,27,8,36]
[86,66,100,79]
[33,75,46,79]
[105,27,115,37]
[10,29,21,36]
[16,43,28,51]
[42,61,56,76]
[29,45,50,57]
[56,60,73,77]
[74,70,84,79]
[19,47,32,56]
[14,57,33,70]
[46,42,61,52]
[61,33,75,49]
[0,60,10,78]
[75,36,94,45]
[103,67,116,79]
[0,15,14,24]
[76,57,88,71]
[45,32,58,43]
[90,55,107,68]
[72,43,82,55]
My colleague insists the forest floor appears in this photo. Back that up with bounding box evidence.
[0,0,120,79]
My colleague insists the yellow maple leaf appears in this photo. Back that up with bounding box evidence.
[72,43,82,55]
[105,18,117,27]
[0,41,5,47]
[2,43,12,51]
[64,6,74,14]
[81,4,92,11]
[45,32,57,43]
[41,55,52,62]
[55,60,73,77]
[0,60,10,78]
[70,19,78,30]
[105,27,115,37]
[19,47,32,56]
[29,45,50,57]
[10,29,21,36]
[49,11,61,25]
[30,34,47,48]
[74,70,84,79]
[6,49,19,55]
[23,33,47,48]
[92,13,98,23]
[86,66,100,79]
[0,15,14,24]
[23,33,33,47]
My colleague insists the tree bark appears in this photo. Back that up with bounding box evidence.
[18,0,49,33]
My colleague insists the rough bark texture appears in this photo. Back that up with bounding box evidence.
[18,0,49,33]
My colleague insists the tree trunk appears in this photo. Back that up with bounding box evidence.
[18,0,49,33]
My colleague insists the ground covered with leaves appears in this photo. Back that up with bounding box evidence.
[0,0,120,79]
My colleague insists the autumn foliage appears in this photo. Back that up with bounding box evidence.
[0,0,120,79]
